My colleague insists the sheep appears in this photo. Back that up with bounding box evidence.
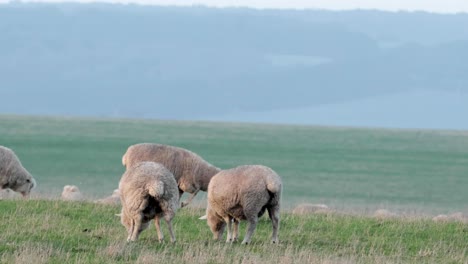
[0,146,36,197]
[95,189,121,205]
[432,214,450,222]
[0,188,17,200]
[122,143,220,208]
[206,165,282,245]
[119,161,179,242]
[292,203,331,215]
[373,209,398,219]
[432,213,467,223]
[61,185,85,201]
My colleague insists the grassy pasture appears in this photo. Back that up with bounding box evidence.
[1,114,468,214]
[0,200,466,264]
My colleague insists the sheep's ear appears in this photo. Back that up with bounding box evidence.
[115,213,122,217]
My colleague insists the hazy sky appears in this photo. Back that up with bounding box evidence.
[1,0,468,13]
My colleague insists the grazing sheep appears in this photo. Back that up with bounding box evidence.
[95,189,121,205]
[432,213,467,223]
[292,203,331,215]
[373,209,398,219]
[206,165,282,245]
[0,189,17,199]
[0,146,36,197]
[122,143,220,207]
[432,214,450,222]
[119,161,179,242]
[61,185,85,201]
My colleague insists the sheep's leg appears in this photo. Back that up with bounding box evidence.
[224,216,233,243]
[214,222,226,241]
[232,219,240,242]
[181,189,199,208]
[241,216,258,245]
[178,189,184,203]
[268,206,280,244]
[128,215,143,242]
[164,214,176,243]
[154,216,164,242]
[126,219,135,242]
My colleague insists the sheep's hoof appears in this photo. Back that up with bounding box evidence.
[241,241,249,245]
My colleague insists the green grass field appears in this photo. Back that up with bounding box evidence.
[0,200,466,264]
[1,114,468,214]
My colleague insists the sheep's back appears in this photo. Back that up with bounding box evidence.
[120,161,179,210]
[208,165,280,214]
[123,143,201,180]
[0,146,20,176]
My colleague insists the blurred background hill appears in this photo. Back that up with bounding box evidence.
[1,3,467,129]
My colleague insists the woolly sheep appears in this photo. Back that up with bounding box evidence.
[95,189,121,205]
[373,209,398,219]
[119,161,179,242]
[432,214,449,222]
[206,165,282,244]
[433,212,467,223]
[0,146,36,197]
[122,143,220,207]
[0,189,16,199]
[292,203,331,215]
[61,185,85,201]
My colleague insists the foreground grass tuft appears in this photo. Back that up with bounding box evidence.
[0,200,466,263]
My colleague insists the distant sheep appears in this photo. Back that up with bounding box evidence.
[61,185,85,201]
[122,143,220,207]
[95,189,121,205]
[206,165,282,244]
[292,203,331,215]
[119,161,179,242]
[433,212,467,223]
[432,214,449,222]
[373,209,398,219]
[0,189,17,200]
[0,146,36,197]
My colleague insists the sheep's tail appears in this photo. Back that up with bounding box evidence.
[264,172,282,206]
[265,173,282,194]
[148,181,165,198]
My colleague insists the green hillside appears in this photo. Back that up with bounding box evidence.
[1,114,467,214]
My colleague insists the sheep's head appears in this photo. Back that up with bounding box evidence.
[10,173,36,198]
[206,207,226,240]
[120,209,150,242]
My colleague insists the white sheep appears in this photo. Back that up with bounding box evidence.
[61,185,85,201]
[373,209,398,219]
[95,189,121,205]
[0,146,36,197]
[292,203,331,215]
[122,143,220,207]
[119,161,179,242]
[432,214,450,222]
[432,212,467,223]
[206,165,282,244]
[0,188,17,199]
